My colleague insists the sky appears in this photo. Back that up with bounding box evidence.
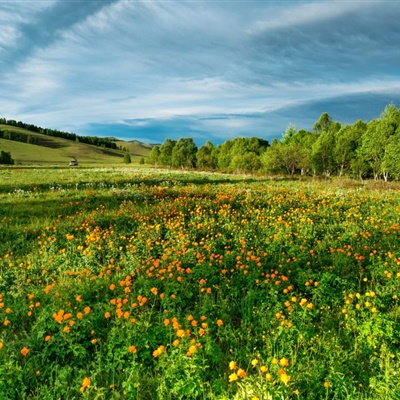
[1,0,400,145]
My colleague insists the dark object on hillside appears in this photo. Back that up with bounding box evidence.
[69,159,78,166]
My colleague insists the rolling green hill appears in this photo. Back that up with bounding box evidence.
[0,125,151,166]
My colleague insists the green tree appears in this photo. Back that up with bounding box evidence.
[313,112,333,134]
[3,130,12,140]
[261,139,284,174]
[383,134,400,180]
[334,120,366,176]
[196,141,217,170]
[171,138,197,169]
[147,145,161,165]
[0,151,14,165]
[159,139,176,167]
[282,123,297,144]
[215,137,268,172]
[358,104,400,180]
[312,122,341,176]
[27,135,38,145]
[123,153,132,164]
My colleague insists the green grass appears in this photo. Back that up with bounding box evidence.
[0,125,151,166]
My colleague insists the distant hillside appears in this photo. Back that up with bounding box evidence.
[0,124,151,166]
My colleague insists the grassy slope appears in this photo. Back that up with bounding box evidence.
[0,125,151,165]
[114,139,155,157]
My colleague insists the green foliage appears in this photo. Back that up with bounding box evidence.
[159,139,176,167]
[196,141,217,170]
[171,138,197,169]
[0,150,14,165]
[123,153,132,164]
[147,145,161,165]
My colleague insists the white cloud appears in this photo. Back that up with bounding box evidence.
[249,1,367,34]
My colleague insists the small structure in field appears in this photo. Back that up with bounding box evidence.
[69,159,78,166]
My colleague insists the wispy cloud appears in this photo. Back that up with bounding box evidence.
[0,0,399,144]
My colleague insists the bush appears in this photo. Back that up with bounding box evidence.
[0,150,14,165]
[123,153,132,164]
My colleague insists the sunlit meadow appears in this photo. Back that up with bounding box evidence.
[0,167,400,399]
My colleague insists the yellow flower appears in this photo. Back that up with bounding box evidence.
[187,345,197,356]
[279,369,290,384]
[237,368,246,378]
[271,357,278,365]
[251,359,258,367]
[280,357,289,367]
[229,361,237,370]
[176,329,185,338]
[229,373,238,382]
[260,365,268,373]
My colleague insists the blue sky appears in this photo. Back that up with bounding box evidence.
[1,0,400,145]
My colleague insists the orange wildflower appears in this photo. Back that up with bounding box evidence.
[128,345,137,353]
[152,345,165,357]
[21,347,30,357]
[151,287,158,295]
[80,377,91,392]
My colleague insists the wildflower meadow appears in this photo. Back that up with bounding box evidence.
[0,167,399,399]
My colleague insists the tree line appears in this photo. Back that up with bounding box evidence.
[0,118,117,149]
[147,103,400,180]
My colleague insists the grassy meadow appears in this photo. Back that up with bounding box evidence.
[0,167,400,399]
[0,125,151,165]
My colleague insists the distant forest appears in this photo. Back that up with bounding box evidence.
[148,103,400,180]
[0,118,117,150]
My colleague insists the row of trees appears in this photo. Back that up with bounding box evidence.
[0,118,118,149]
[264,103,400,180]
[147,137,270,173]
[147,103,400,180]
[0,129,38,145]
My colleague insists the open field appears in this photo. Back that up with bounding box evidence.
[0,167,400,399]
[0,125,151,165]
